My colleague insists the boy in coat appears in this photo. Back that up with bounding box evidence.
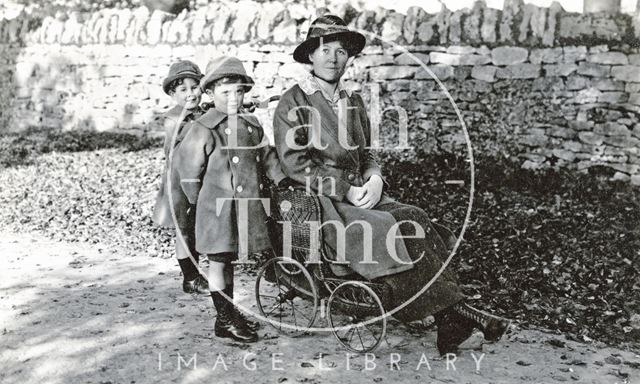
[177,56,286,343]
[152,60,209,294]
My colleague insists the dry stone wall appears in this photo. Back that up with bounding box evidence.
[1,0,640,183]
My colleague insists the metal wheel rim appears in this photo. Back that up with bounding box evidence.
[255,257,318,334]
[327,281,387,353]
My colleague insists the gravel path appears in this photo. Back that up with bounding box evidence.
[1,231,638,384]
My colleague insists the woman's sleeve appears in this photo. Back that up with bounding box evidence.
[272,93,352,201]
[257,127,287,185]
[355,94,388,186]
[176,121,214,204]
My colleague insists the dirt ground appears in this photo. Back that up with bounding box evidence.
[0,231,638,384]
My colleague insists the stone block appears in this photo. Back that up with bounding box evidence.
[532,77,563,92]
[627,83,640,93]
[403,6,426,44]
[548,127,576,138]
[530,48,563,64]
[552,149,576,161]
[481,7,498,43]
[272,15,297,44]
[499,0,523,44]
[369,66,417,81]
[381,12,404,42]
[612,172,630,181]
[562,141,583,151]
[520,134,549,147]
[254,62,279,85]
[415,64,453,80]
[430,52,490,66]
[491,46,528,65]
[449,9,463,44]
[578,131,605,145]
[543,64,577,77]
[416,16,438,43]
[542,2,561,46]
[563,46,587,63]
[611,66,640,82]
[629,54,640,66]
[629,93,640,106]
[394,53,429,66]
[632,175,640,186]
[277,62,306,79]
[594,122,631,136]
[454,66,471,81]
[597,92,627,104]
[588,52,628,65]
[577,62,610,77]
[568,120,594,131]
[604,135,640,148]
[574,87,602,103]
[471,65,497,82]
[592,78,625,91]
[262,52,292,63]
[495,63,540,79]
[565,75,589,90]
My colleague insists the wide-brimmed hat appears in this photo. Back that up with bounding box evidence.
[200,56,254,91]
[293,14,366,64]
[162,60,203,94]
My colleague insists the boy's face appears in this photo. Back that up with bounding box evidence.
[170,77,201,110]
[207,81,245,115]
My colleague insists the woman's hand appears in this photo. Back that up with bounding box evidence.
[346,175,383,209]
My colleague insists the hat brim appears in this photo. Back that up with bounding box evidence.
[200,73,255,91]
[293,31,366,64]
[162,72,204,94]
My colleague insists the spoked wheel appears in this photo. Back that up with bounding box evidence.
[255,257,318,335]
[328,281,387,353]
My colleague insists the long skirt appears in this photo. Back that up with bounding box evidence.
[374,200,463,323]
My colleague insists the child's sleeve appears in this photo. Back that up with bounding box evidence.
[176,121,214,204]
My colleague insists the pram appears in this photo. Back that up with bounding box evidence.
[255,184,394,353]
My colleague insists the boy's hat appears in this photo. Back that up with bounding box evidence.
[162,60,204,94]
[293,14,366,64]
[200,56,254,91]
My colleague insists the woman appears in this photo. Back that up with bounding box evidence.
[272,15,510,355]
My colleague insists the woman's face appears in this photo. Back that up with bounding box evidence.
[308,40,349,83]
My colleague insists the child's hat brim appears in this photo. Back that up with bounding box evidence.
[162,60,204,94]
[162,72,204,94]
[200,56,254,91]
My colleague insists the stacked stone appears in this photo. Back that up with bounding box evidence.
[0,0,640,183]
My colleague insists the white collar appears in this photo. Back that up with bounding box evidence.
[298,71,352,101]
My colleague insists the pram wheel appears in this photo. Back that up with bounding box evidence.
[328,281,387,353]
[255,257,318,335]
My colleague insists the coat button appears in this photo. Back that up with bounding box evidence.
[247,126,253,133]
[255,155,260,162]
[259,183,264,190]
[232,156,239,163]
[347,174,355,181]
[236,185,243,192]
[224,128,231,135]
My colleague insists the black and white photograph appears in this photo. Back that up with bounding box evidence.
[0,0,638,383]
